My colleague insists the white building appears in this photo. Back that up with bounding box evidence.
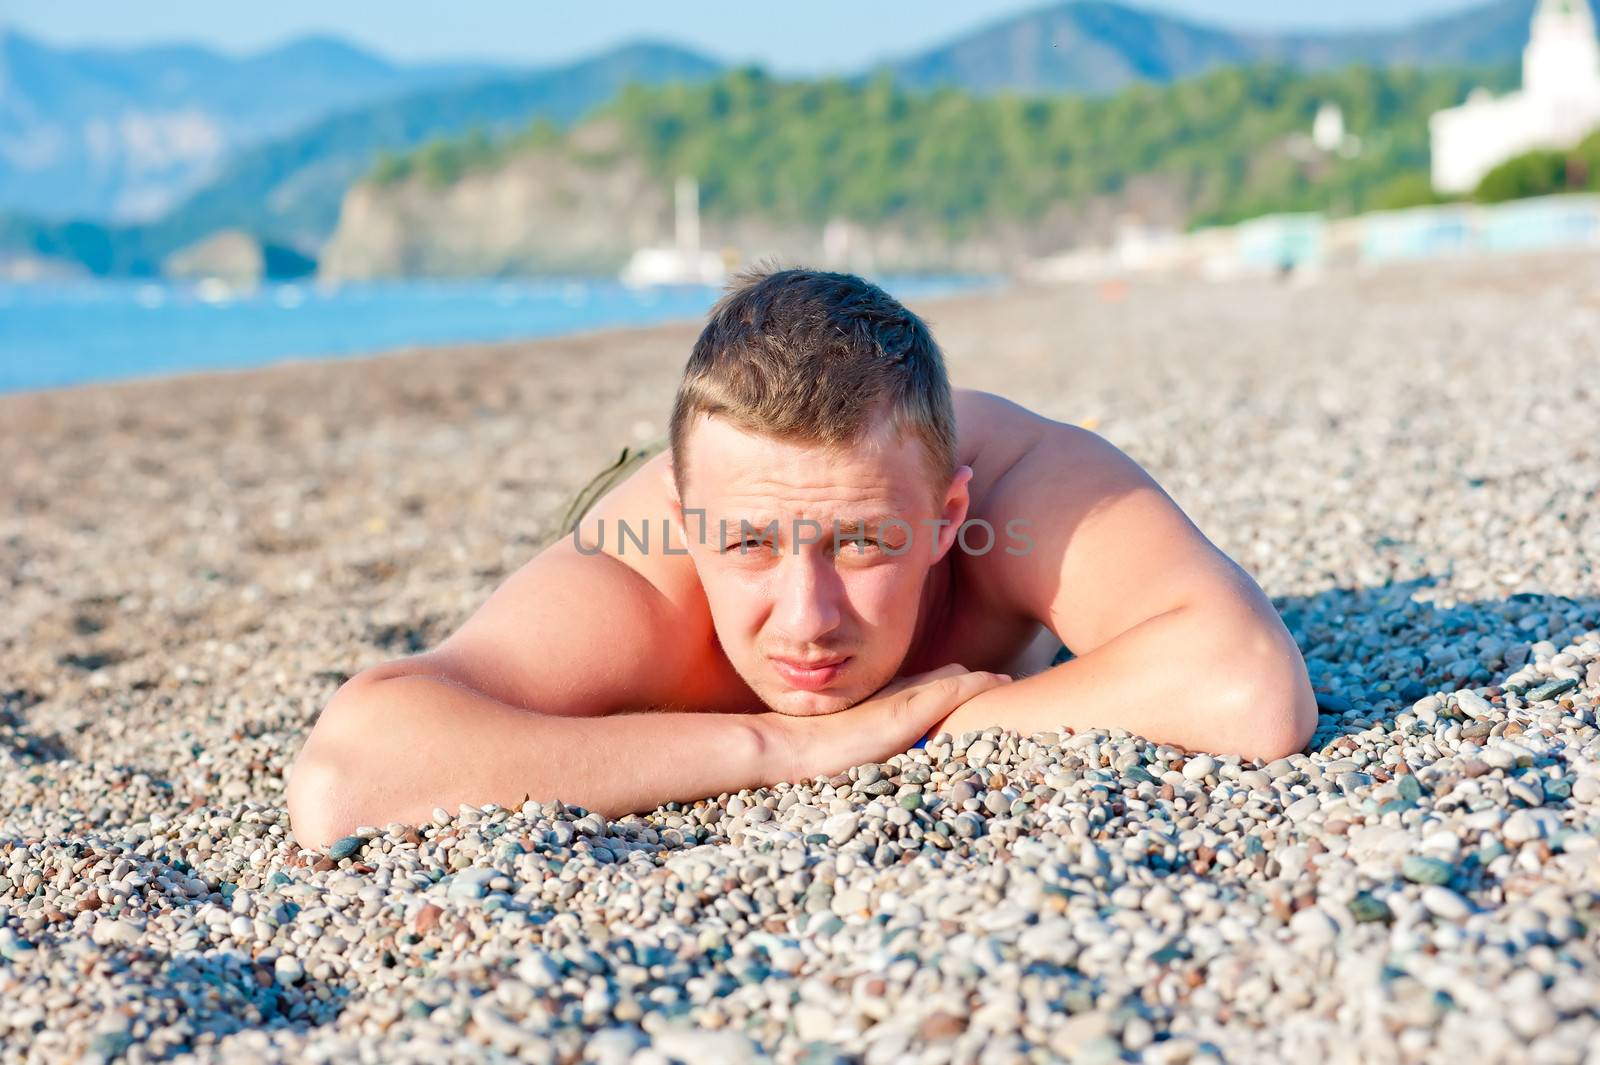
[1313,102,1345,153]
[1430,0,1600,194]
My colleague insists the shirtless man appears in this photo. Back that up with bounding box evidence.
[287,268,1317,847]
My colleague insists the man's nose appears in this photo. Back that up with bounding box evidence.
[772,549,843,644]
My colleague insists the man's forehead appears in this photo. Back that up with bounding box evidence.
[699,472,911,518]
[682,416,926,510]
[684,411,916,468]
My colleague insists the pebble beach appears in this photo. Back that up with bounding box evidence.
[3,251,1599,1064]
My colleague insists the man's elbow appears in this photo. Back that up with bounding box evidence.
[286,751,351,851]
[1222,664,1318,764]
[286,678,384,849]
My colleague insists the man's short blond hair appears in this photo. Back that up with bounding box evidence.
[668,266,957,501]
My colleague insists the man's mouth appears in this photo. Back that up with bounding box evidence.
[770,654,850,691]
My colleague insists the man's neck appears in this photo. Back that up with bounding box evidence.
[902,553,958,674]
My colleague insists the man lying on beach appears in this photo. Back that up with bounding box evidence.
[288,267,1317,847]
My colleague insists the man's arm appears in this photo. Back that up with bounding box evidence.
[286,528,751,844]
[288,660,1011,848]
[287,668,774,848]
[929,592,1316,761]
[936,399,1317,760]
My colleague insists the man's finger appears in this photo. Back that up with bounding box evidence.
[872,663,968,700]
[902,669,1009,719]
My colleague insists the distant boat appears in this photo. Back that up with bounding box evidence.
[621,247,727,287]
[621,176,731,287]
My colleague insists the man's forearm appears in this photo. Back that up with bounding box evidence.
[928,605,1316,761]
[287,674,778,847]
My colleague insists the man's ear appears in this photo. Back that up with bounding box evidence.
[661,461,691,550]
[931,465,974,561]
[661,462,682,519]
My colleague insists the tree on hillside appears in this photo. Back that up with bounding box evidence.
[1473,131,1600,203]
[365,61,1518,235]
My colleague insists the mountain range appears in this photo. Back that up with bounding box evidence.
[882,0,1545,93]
[0,30,506,221]
[136,41,725,257]
[0,0,1575,277]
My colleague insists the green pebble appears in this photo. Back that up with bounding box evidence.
[1401,855,1453,885]
[1073,1037,1123,1065]
[1349,892,1392,923]
[1525,678,1578,702]
[898,793,923,811]
[1397,775,1423,802]
[1062,987,1095,1014]
[327,836,364,861]
[797,1044,848,1065]
[810,915,843,937]
[89,1031,133,1059]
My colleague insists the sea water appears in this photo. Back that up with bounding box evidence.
[0,275,998,394]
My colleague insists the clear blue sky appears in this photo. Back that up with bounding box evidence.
[1,0,1490,71]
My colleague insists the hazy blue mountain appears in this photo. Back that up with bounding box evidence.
[880,0,1557,94]
[144,40,724,256]
[0,39,722,275]
[0,29,506,221]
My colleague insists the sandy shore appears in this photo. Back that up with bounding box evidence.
[3,252,1599,1062]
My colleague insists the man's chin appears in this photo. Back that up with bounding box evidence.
[762,687,862,717]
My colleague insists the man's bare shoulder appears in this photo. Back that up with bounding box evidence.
[953,385,1056,473]
[563,450,759,711]
[406,452,749,718]
[573,448,707,612]
[970,397,1255,658]
[952,387,1089,512]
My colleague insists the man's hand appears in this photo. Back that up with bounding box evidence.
[756,664,1013,783]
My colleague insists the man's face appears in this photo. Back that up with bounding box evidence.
[668,413,970,717]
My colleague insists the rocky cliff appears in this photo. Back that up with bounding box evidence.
[316,119,1145,280]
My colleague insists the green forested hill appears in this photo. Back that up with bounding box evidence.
[374,62,1516,239]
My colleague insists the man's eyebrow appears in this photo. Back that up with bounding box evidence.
[711,515,905,538]
[832,515,906,537]
[725,517,782,536]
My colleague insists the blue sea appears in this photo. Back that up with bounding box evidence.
[0,274,998,394]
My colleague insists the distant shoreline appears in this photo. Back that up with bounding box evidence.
[0,273,1003,396]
